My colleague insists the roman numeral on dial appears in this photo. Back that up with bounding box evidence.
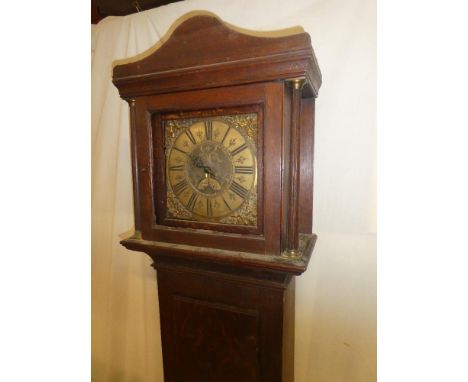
[222,196,232,211]
[207,198,213,217]
[172,179,188,195]
[185,192,199,211]
[230,181,249,199]
[234,166,254,174]
[221,126,231,144]
[204,121,213,140]
[169,164,185,171]
[185,129,197,144]
[230,143,248,156]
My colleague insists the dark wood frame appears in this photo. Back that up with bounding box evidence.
[133,82,285,254]
[152,103,265,236]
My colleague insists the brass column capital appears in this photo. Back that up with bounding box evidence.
[287,77,307,91]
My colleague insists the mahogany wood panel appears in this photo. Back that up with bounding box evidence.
[286,79,306,253]
[280,83,292,252]
[113,15,321,99]
[155,258,295,382]
[299,98,315,234]
[127,99,142,232]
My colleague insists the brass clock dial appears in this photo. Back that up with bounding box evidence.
[165,113,258,226]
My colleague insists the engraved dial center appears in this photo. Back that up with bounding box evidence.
[187,141,233,196]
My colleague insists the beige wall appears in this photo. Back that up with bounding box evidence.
[92,0,376,381]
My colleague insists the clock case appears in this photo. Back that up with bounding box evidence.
[112,14,322,382]
[113,15,321,268]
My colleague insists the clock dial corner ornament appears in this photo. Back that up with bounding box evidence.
[165,113,258,227]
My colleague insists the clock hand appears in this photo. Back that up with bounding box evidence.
[189,153,205,169]
[189,154,217,179]
[203,165,216,179]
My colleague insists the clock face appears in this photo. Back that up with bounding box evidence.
[164,113,258,227]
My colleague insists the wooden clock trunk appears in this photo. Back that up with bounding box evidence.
[156,256,295,382]
[113,14,321,382]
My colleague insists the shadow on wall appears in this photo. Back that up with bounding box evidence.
[294,233,376,382]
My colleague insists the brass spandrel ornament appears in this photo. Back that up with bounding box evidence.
[165,113,258,226]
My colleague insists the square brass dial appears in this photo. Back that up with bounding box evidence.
[164,113,258,227]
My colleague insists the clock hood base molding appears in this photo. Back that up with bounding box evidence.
[121,232,316,276]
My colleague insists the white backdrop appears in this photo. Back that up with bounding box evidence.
[92,0,376,381]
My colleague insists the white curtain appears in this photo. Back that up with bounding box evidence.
[92,1,376,381]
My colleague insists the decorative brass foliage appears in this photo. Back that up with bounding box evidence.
[219,191,257,226]
[221,114,257,147]
[167,191,192,219]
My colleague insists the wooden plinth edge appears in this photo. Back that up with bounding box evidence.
[121,233,317,276]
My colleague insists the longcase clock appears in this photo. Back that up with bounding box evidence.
[113,14,321,382]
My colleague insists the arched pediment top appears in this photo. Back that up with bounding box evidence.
[113,14,321,98]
